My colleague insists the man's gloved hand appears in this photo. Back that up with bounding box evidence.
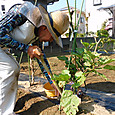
[27,46,43,59]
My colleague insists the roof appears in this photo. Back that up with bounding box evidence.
[47,0,59,4]
[98,4,115,14]
[58,6,75,11]
[58,6,85,15]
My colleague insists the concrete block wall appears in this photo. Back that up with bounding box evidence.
[44,37,115,54]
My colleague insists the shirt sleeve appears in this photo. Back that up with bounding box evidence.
[0,34,29,52]
[0,11,29,52]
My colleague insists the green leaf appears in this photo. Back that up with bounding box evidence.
[81,40,90,48]
[103,65,115,70]
[89,43,96,49]
[73,76,86,88]
[84,61,91,66]
[53,74,70,81]
[76,48,84,54]
[83,53,90,60]
[89,52,100,59]
[61,90,73,98]
[57,56,68,61]
[71,52,82,58]
[98,58,115,65]
[58,81,66,88]
[103,59,115,65]
[64,107,77,115]
[71,72,86,88]
[61,70,70,75]
[60,90,80,115]
[94,71,108,80]
[75,71,84,79]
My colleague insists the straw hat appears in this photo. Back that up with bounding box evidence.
[19,2,69,47]
[38,5,69,48]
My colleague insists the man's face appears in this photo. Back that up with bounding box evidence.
[38,26,54,42]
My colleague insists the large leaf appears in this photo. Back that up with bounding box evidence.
[83,53,91,60]
[60,90,81,115]
[89,43,96,49]
[72,76,86,89]
[61,90,73,98]
[103,59,115,65]
[87,51,100,60]
[98,58,115,66]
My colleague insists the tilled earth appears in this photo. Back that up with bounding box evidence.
[14,53,115,115]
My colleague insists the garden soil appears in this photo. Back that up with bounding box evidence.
[14,52,115,115]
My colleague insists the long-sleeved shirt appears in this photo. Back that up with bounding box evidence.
[0,6,29,52]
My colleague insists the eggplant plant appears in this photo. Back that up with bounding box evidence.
[52,39,115,114]
[51,0,115,115]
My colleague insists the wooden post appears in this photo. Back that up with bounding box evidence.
[30,58,35,85]
[112,7,115,38]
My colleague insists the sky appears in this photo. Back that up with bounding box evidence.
[47,0,85,12]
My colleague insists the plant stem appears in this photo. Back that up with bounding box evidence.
[66,0,74,32]
[72,0,85,52]
[67,0,85,70]
[94,37,101,53]
[34,0,38,6]
[28,54,32,85]
[19,52,23,64]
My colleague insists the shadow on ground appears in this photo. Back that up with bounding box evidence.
[85,82,115,93]
[14,89,56,115]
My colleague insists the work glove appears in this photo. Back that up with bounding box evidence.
[27,45,43,59]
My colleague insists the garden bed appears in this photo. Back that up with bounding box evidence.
[14,53,115,115]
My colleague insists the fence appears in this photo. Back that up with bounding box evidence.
[44,37,115,55]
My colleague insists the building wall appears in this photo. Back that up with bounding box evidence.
[85,0,115,33]
[72,10,85,33]
[60,8,85,38]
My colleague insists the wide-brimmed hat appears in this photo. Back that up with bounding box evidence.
[18,2,69,48]
[38,5,69,48]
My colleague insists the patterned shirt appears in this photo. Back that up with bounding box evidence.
[0,5,29,52]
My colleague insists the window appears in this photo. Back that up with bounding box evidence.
[93,0,102,6]
[80,17,84,23]
[1,5,5,14]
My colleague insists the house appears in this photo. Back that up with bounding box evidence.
[85,0,115,34]
[98,4,115,37]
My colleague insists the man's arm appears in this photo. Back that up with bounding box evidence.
[0,9,29,51]
[0,34,29,52]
